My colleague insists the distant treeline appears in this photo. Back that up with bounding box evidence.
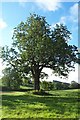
[1,75,80,91]
[40,80,80,90]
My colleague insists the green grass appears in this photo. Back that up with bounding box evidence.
[1,89,80,119]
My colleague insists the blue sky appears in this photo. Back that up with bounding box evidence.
[0,1,78,46]
[0,1,79,83]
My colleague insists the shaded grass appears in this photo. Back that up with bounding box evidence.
[1,85,33,92]
[1,89,80,119]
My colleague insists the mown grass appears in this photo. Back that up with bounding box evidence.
[1,89,80,119]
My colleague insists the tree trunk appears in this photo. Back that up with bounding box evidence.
[34,73,40,91]
[31,65,42,91]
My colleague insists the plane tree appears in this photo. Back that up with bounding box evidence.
[1,14,79,91]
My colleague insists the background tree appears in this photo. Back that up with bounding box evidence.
[1,14,79,91]
[69,81,79,89]
[2,67,22,89]
[61,82,70,90]
[40,81,49,91]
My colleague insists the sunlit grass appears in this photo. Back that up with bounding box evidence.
[1,89,80,119]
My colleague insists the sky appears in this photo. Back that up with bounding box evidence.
[0,0,80,83]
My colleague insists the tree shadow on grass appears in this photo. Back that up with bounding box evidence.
[2,86,34,92]
[2,92,79,116]
[32,91,53,96]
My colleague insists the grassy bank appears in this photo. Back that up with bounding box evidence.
[1,89,80,119]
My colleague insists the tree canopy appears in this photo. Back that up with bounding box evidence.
[1,14,79,90]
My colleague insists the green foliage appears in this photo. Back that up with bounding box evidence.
[2,67,22,89]
[41,81,49,90]
[53,81,62,90]
[41,80,80,90]
[1,13,79,90]
[61,82,70,89]
[70,81,79,89]
[41,81,54,91]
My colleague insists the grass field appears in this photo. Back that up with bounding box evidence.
[1,89,80,119]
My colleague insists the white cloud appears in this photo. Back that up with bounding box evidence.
[0,35,3,46]
[78,48,80,53]
[0,18,7,29]
[42,64,79,84]
[59,16,66,24]
[11,29,14,37]
[18,0,27,7]
[51,16,66,30]
[35,0,62,11]
[0,59,6,78]
[51,3,78,28]
[69,3,78,23]
[68,64,78,83]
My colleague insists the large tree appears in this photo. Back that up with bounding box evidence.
[1,14,79,91]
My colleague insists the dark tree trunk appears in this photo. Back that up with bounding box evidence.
[34,72,40,91]
[31,64,42,91]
